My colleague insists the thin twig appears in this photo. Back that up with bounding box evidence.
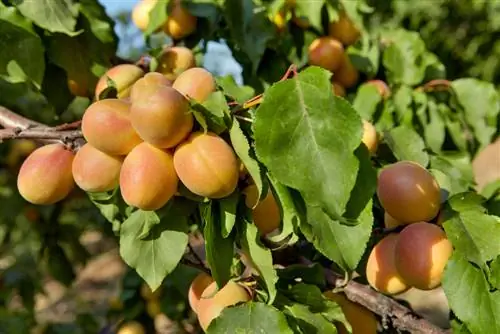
[0,106,46,129]
[0,127,83,142]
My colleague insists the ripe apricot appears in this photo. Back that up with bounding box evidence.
[67,78,88,97]
[366,80,390,99]
[157,46,196,81]
[95,64,145,100]
[173,132,239,199]
[292,14,310,29]
[384,212,403,229]
[323,291,377,334]
[72,143,123,193]
[82,99,143,155]
[332,82,346,97]
[130,72,173,102]
[120,142,178,211]
[163,0,197,40]
[188,272,214,314]
[308,37,345,72]
[197,280,251,331]
[130,85,192,149]
[117,321,146,334]
[361,120,378,155]
[335,54,359,88]
[328,13,361,46]
[377,161,441,223]
[132,0,157,31]
[172,67,216,103]
[243,185,281,235]
[17,144,75,205]
[366,234,409,295]
[394,222,453,290]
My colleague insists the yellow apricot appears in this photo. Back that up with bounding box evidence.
[328,12,361,46]
[335,54,359,88]
[188,272,214,314]
[172,67,216,103]
[132,0,157,31]
[366,234,409,295]
[146,299,162,318]
[163,0,197,40]
[130,72,173,102]
[323,291,378,334]
[117,321,146,334]
[243,185,281,235]
[82,99,143,155]
[95,64,145,100]
[17,144,75,205]
[197,281,251,331]
[272,10,287,31]
[395,222,453,290]
[130,85,193,148]
[157,46,196,81]
[332,82,346,97]
[119,142,178,211]
[377,161,441,223]
[308,37,345,72]
[173,132,239,199]
[361,120,378,155]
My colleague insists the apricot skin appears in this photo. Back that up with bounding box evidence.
[366,234,409,295]
[335,54,359,88]
[395,222,453,290]
[196,281,251,331]
[130,85,193,148]
[82,99,143,156]
[361,120,378,155]
[323,291,377,334]
[332,82,346,97]
[172,67,216,103]
[377,161,441,223]
[95,64,145,100]
[173,132,239,199]
[117,321,146,334]
[120,142,179,211]
[188,272,214,314]
[157,46,196,81]
[308,37,345,72]
[243,185,281,235]
[163,0,197,40]
[132,0,157,31]
[366,80,390,99]
[384,212,404,229]
[328,13,361,46]
[17,144,75,205]
[130,72,173,103]
[72,143,123,193]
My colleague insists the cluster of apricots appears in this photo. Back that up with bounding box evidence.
[366,161,453,295]
[132,0,197,40]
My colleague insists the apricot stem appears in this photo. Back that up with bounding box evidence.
[234,115,254,123]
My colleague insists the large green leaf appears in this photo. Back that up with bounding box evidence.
[79,0,118,50]
[294,0,324,31]
[15,0,79,35]
[352,83,383,120]
[383,125,429,166]
[217,75,255,104]
[254,66,363,221]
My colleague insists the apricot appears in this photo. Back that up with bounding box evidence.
[68,78,88,97]
[332,82,346,97]
[146,299,162,317]
[163,0,197,40]
[172,67,216,103]
[377,161,441,223]
[197,280,251,331]
[130,85,193,148]
[157,46,196,81]
[72,143,123,193]
[23,206,40,223]
[117,321,146,334]
[308,37,345,72]
[272,10,287,31]
[130,72,173,102]
[132,0,157,31]
[6,139,37,170]
[366,234,409,295]
[384,212,404,229]
[335,54,359,88]
[361,120,378,155]
[366,80,390,99]
[243,185,281,235]
[120,142,178,211]
[173,132,239,199]
[188,272,214,314]
[17,144,75,205]
[394,222,453,290]
[82,99,143,155]
[328,13,361,46]
[292,14,310,29]
[95,64,145,100]
[323,291,377,334]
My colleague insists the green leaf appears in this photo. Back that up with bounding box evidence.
[348,34,380,77]
[352,83,382,120]
[442,253,500,334]
[0,310,34,334]
[283,302,339,334]
[220,191,240,238]
[88,190,124,233]
[0,4,45,87]
[254,66,363,221]
[424,100,446,153]
[207,302,293,334]
[294,0,324,32]
[79,0,118,51]
[452,78,500,148]
[240,220,278,303]
[125,210,162,240]
[383,125,429,166]
[392,85,413,125]
[119,200,190,291]
[145,0,168,36]
[430,154,474,193]
[203,202,234,288]
[217,75,255,104]
[277,263,325,287]
[490,256,500,290]
[300,200,373,272]
[45,244,76,287]
[190,96,228,134]
[15,0,79,35]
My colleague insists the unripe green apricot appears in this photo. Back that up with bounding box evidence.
[17,144,75,205]
[163,0,197,40]
[130,85,193,149]
[82,99,143,155]
[173,132,239,199]
[157,46,196,81]
[172,67,216,103]
[95,64,145,100]
[72,143,123,193]
[308,37,345,72]
[120,142,178,211]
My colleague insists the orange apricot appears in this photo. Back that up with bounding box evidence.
[332,82,346,97]
[95,64,145,100]
[173,132,239,199]
[157,46,196,81]
[308,37,345,72]
[163,0,197,40]
[17,144,75,205]
[130,72,173,102]
[172,67,216,103]
[120,142,178,211]
[132,0,157,31]
[384,212,404,229]
[334,54,359,88]
[361,120,378,155]
[243,185,281,235]
[328,12,361,46]
[117,321,146,334]
[188,272,214,314]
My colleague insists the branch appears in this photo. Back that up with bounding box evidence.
[0,106,46,129]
